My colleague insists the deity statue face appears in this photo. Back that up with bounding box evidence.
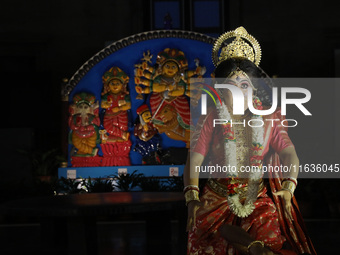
[162,61,179,77]
[76,103,91,116]
[222,72,254,111]
[108,78,123,94]
[141,110,152,123]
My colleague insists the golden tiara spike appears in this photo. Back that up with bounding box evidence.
[212,26,262,67]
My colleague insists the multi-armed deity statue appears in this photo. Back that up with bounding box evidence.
[67,47,207,166]
[134,48,205,147]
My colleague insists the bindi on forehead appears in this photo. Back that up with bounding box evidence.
[235,76,242,82]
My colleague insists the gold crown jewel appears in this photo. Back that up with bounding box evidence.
[212,26,262,67]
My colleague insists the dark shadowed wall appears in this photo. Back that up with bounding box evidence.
[1,0,339,186]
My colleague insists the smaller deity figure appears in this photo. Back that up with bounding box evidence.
[101,66,131,143]
[100,66,132,166]
[133,104,161,164]
[134,48,205,105]
[68,92,100,161]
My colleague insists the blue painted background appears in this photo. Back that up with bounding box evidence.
[68,36,215,166]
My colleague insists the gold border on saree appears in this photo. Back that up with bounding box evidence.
[207,178,264,199]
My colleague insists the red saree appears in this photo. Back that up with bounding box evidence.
[188,108,316,255]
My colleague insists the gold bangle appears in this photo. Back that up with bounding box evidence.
[183,185,199,193]
[247,240,264,253]
[281,180,296,196]
[184,189,200,206]
[285,177,298,186]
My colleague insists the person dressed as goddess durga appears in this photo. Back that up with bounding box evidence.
[184,27,316,255]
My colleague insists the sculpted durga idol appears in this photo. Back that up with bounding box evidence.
[134,48,206,147]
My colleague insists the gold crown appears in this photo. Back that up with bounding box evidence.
[212,27,261,67]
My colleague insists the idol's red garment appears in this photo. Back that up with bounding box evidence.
[188,109,316,255]
[103,94,129,138]
[149,93,191,127]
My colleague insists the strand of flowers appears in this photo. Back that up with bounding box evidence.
[216,99,264,218]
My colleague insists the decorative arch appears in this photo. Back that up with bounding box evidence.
[60,30,216,178]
